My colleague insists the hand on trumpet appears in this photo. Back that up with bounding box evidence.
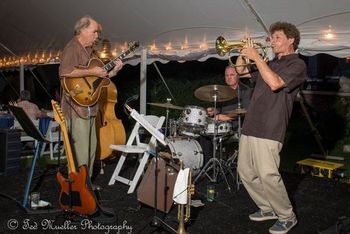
[240,38,261,62]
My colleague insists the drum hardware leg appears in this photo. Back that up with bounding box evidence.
[225,150,241,191]
[193,106,231,192]
[226,85,243,191]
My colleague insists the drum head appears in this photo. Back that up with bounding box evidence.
[167,137,204,171]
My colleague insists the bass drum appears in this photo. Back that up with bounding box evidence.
[167,137,204,171]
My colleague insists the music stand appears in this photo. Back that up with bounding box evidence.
[8,105,58,214]
[125,104,177,233]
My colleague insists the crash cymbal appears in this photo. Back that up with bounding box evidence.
[194,84,236,102]
[147,102,184,110]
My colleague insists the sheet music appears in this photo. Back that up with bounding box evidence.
[130,109,167,146]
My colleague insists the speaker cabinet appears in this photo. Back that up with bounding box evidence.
[137,158,179,213]
[0,129,21,176]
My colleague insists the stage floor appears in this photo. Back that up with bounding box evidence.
[0,157,349,234]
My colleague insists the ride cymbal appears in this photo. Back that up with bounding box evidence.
[194,84,236,102]
[147,102,184,110]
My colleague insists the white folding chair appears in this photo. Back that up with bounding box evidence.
[13,119,40,146]
[40,120,65,160]
[108,115,165,194]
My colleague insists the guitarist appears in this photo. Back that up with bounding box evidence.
[59,15,123,185]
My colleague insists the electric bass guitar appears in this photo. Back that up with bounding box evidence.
[61,41,139,107]
[51,100,97,215]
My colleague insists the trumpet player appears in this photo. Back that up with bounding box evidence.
[236,21,307,234]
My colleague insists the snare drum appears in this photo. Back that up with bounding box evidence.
[205,119,233,136]
[179,105,207,137]
[167,137,204,170]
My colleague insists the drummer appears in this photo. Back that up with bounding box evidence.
[207,65,253,124]
[199,65,253,164]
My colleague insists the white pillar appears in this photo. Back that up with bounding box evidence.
[140,48,147,114]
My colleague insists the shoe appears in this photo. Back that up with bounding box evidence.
[269,216,298,234]
[249,209,278,221]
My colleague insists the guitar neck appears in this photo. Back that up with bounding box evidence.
[60,124,76,173]
[103,50,131,72]
[103,42,139,72]
[51,100,76,173]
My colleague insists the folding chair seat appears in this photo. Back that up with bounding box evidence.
[13,119,40,147]
[40,120,65,160]
[108,115,165,194]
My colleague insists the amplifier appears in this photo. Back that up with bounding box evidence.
[0,129,21,176]
[137,158,179,213]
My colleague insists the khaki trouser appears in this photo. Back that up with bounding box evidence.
[68,117,97,177]
[237,134,295,221]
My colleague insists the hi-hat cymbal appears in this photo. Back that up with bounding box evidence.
[224,108,247,115]
[194,84,236,102]
[147,102,184,110]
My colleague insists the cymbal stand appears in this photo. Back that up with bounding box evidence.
[226,86,242,190]
[194,93,231,192]
[164,98,172,137]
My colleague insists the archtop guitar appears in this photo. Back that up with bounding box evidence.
[62,41,139,107]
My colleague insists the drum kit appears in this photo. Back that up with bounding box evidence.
[148,84,246,191]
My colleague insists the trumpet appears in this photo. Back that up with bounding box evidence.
[215,36,270,67]
[177,167,194,234]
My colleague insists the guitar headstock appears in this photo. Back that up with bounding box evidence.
[51,100,66,126]
[128,41,140,52]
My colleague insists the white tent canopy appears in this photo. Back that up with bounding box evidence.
[1,0,350,67]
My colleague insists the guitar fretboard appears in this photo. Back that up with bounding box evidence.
[103,42,139,72]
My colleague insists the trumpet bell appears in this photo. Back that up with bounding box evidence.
[215,36,270,66]
[216,36,246,57]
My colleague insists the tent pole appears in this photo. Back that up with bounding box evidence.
[20,64,24,92]
[140,48,147,114]
[241,0,269,34]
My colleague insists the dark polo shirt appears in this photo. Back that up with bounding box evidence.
[241,54,307,143]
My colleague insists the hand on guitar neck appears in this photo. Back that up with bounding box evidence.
[107,59,123,78]
[89,58,123,78]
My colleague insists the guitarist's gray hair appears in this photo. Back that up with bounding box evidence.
[74,15,95,36]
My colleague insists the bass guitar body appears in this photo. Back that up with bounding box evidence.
[51,100,97,215]
[56,165,97,215]
[61,58,111,107]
